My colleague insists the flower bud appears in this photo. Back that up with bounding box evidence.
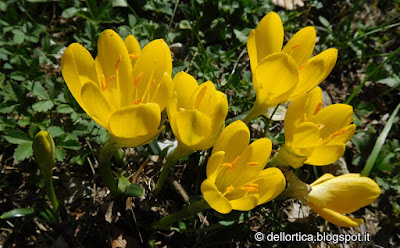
[33,131,55,179]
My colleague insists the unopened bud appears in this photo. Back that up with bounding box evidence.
[33,131,55,179]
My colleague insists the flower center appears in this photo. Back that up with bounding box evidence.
[220,156,240,171]
[241,183,259,193]
[101,56,120,91]
[130,72,155,105]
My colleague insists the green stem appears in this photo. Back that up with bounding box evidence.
[44,179,59,221]
[153,199,210,228]
[154,145,190,196]
[264,104,280,137]
[98,141,121,195]
[243,102,264,124]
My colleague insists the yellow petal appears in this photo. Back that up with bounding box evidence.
[201,178,232,214]
[254,167,286,204]
[97,29,133,108]
[254,11,284,64]
[290,48,338,99]
[61,43,98,108]
[289,122,320,157]
[230,194,259,211]
[170,110,211,149]
[304,86,323,119]
[305,144,345,165]
[328,124,356,144]
[254,52,299,107]
[150,72,173,111]
[80,81,115,128]
[314,104,353,139]
[208,91,228,131]
[216,138,272,190]
[310,173,335,187]
[172,71,199,109]
[167,91,178,121]
[124,35,141,54]
[132,39,172,102]
[191,81,217,112]
[212,120,250,163]
[308,201,364,227]
[308,173,381,214]
[110,126,164,148]
[282,26,316,67]
[247,29,257,75]
[124,35,141,68]
[206,151,225,179]
[284,93,308,140]
[108,103,160,138]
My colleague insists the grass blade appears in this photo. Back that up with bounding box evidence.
[361,102,400,177]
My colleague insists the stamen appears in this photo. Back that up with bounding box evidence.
[313,101,323,115]
[131,99,142,105]
[289,44,300,56]
[143,79,155,103]
[247,162,259,167]
[318,138,324,145]
[298,64,306,70]
[101,74,107,91]
[231,156,240,167]
[316,123,325,130]
[302,113,308,122]
[107,75,115,84]
[221,163,233,170]
[330,128,348,139]
[129,54,139,60]
[134,72,144,88]
[114,55,121,72]
[222,185,235,196]
[195,86,208,110]
[241,183,259,192]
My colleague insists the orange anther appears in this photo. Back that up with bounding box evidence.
[129,53,139,60]
[241,186,258,193]
[302,113,308,122]
[222,185,235,196]
[247,162,259,166]
[231,156,240,167]
[313,101,323,115]
[107,75,115,84]
[134,72,144,88]
[221,163,233,170]
[131,99,142,105]
[298,64,306,70]
[101,74,107,91]
[245,183,259,188]
[331,128,347,139]
[114,55,121,72]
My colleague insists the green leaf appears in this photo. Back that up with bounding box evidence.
[12,29,25,44]
[4,130,32,144]
[14,142,33,161]
[233,28,250,43]
[61,7,79,18]
[55,147,67,161]
[122,183,144,197]
[112,0,128,7]
[179,20,191,30]
[318,16,330,28]
[56,104,74,114]
[32,81,50,100]
[33,100,54,112]
[10,71,25,81]
[1,208,35,219]
[362,103,400,176]
[47,126,64,138]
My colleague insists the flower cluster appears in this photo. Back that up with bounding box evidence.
[61,12,380,228]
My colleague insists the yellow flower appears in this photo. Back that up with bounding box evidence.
[247,11,338,100]
[307,173,381,227]
[167,72,228,153]
[282,87,356,166]
[244,11,337,122]
[201,120,286,214]
[61,29,173,147]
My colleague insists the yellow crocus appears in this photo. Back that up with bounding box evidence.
[61,29,173,147]
[201,120,286,214]
[244,11,337,122]
[167,71,228,153]
[277,87,356,167]
[307,173,381,227]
